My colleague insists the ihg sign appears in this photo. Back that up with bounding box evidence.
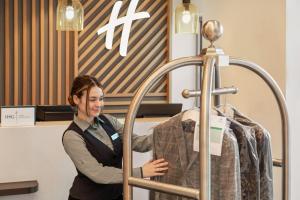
[1,107,35,127]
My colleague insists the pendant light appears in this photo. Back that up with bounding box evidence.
[175,0,199,34]
[56,0,84,31]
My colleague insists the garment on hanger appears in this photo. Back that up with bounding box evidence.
[229,107,273,200]
[216,106,260,200]
[150,111,241,200]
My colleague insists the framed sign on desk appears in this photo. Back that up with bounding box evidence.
[0,106,35,127]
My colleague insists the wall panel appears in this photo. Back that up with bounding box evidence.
[0,0,170,115]
[0,0,4,106]
[31,0,37,105]
[1,0,76,106]
[79,0,170,115]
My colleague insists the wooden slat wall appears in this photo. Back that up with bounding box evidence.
[1,0,76,106]
[40,0,45,105]
[4,0,10,105]
[48,0,54,105]
[32,0,37,105]
[57,30,62,105]
[74,32,78,77]
[13,0,19,105]
[0,0,170,116]
[0,2,3,106]
[22,0,28,105]
[65,32,70,103]
[79,0,170,115]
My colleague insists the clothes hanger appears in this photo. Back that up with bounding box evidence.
[182,107,199,122]
[214,94,235,119]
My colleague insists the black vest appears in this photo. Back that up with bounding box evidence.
[63,115,123,200]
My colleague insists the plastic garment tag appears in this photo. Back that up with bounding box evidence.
[193,115,227,156]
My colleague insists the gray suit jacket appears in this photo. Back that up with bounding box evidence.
[217,108,260,200]
[151,112,241,200]
[232,108,273,200]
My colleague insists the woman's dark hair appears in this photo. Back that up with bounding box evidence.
[68,75,103,115]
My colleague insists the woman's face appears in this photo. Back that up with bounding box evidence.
[75,86,104,118]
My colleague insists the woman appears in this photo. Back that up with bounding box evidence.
[63,75,168,200]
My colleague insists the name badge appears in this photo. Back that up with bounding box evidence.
[111,133,119,141]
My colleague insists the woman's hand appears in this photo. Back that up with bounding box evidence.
[142,158,168,178]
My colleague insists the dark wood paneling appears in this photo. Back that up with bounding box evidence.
[0,180,38,196]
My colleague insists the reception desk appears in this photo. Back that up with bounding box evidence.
[0,118,167,200]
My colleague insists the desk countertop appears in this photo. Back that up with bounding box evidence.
[0,117,170,128]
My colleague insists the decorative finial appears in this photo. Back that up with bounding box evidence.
[202,20,223,47]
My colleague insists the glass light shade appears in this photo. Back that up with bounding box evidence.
[175,1,199,34]
[56,0,84,31]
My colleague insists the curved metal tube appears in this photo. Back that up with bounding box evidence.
[128,177,199,199]
[230,58,289,200]
[182,87,238,98]
[273,158,283,168]
[199,57,215,200]
[123,56,203,200]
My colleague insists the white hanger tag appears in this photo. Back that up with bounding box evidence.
[193,115,226,156]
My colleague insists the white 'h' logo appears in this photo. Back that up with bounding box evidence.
[97,0,150,57]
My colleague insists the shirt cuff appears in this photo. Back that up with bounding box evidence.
[132,167,142,178]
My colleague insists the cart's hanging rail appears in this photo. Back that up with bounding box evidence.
[123,20,289,200]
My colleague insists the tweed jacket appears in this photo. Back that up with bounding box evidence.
[217,108,260,200]
[151,112,241,200]
[232,108,273,200]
